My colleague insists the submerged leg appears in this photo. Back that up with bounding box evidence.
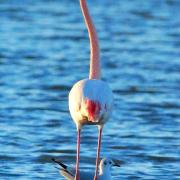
[94,126,103,180]
[75,128,81,180]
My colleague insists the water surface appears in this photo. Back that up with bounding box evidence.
[0,0,180,179]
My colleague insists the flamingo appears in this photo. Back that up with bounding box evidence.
[68,0,113,180]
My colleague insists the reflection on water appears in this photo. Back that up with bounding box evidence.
[0,0,179,179]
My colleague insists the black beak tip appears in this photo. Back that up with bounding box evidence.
[115,164,121,167]
[112,159,121,167]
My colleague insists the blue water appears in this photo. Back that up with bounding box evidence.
[0,0,180,179]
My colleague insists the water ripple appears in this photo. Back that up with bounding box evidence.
[0,0,179,179]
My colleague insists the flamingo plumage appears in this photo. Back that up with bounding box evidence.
[68,1,113,180]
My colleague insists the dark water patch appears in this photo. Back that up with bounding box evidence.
[0,173,24,178]
[35,154,54,163]
[131,10,166,21]
[44,149,76,154]
[110,145,144,151]
[114,86,163,95]
[44,119,62,127]
[0,155,16,161]
[36,154,75,164]
[41,84,70,91]
[146,155,180,163]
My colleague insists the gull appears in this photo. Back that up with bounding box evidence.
[52,157,120,180]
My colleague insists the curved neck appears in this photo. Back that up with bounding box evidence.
[80,0,101,79]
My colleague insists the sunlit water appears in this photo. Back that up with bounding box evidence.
[0,0,180,179]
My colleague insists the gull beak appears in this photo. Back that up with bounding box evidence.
[112,159,121,167]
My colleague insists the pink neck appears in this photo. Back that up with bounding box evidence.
[80,0,101,79]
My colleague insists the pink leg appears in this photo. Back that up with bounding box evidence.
[94,126,103,180]
[75,128,81,180]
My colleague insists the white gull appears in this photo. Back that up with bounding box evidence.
[52,157,121,180]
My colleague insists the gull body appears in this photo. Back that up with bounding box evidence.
[68,1,113,179]
[53,157,120,180]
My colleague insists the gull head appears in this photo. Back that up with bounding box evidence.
[99,157,121,174]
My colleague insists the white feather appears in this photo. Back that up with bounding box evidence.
[69,79,113,129]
